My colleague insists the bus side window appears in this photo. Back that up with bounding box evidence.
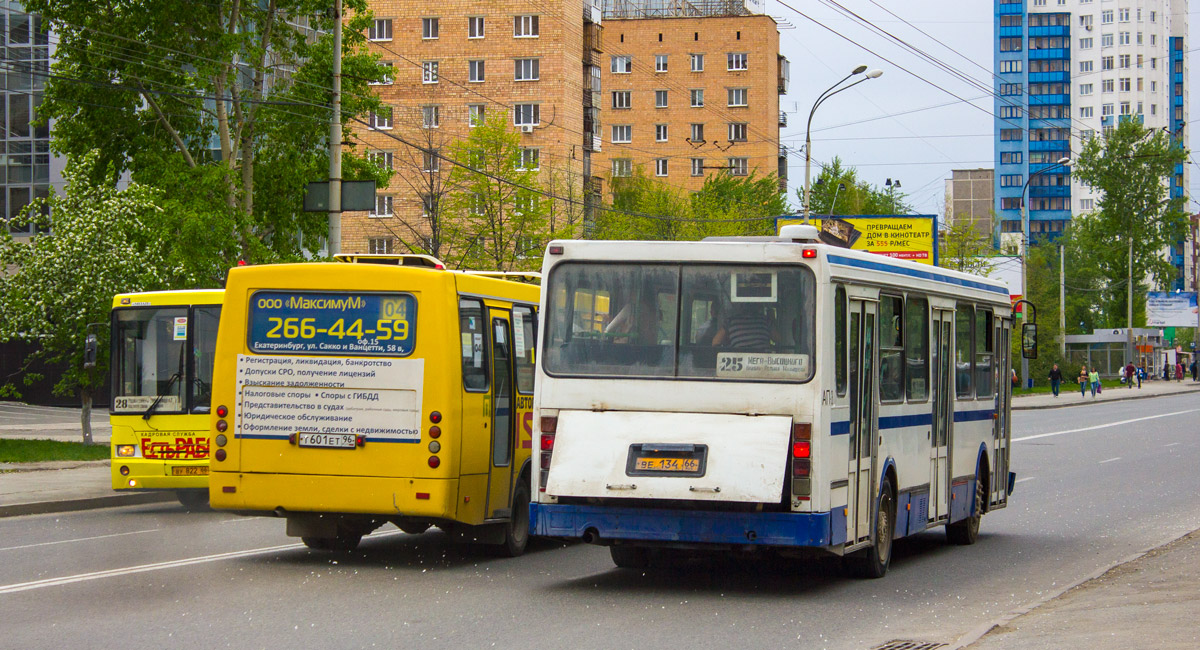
[513,305,537,394]
[975,308,994,398]
[460,298,489,392]
[905,297,929,401]
[879,294,904,402]
[955,305,974,398]
[835,285,846,396]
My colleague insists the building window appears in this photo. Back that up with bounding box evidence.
[611,55,632,73]
[514,15,539,37]
[468,16,485,39]
[515,58,539,81]
[1000,128,1021,141]
[422,150,440,172]
[1079,37,1092,49]
[727,88,747,107]
[690,89,704,107]
[1101,10,1113,24]
[1080,198,1094,210]
[1080,128,1095,141]
[1119,31,1130,45]
[370,151,393,170]
[1079,60,1093,72]
[1119,77,1130,92]
[422,17,439,39]
[372,195,394,216]
[655,90,668,108]
[612,159,632,177]
[368,237,394,254]
[999,174,1022,187]
[1079,106,1093,118]
[468,60,484,82]
[1118,7,1129,22]
[655,159,668,177]
[998,106,1022,119]
[999,60,1023,73]
[612,91,631,109]
[1119,54,1130,68]
[370,107,393,130]
[514,103,540,126]
[1102,79,1114,92]
[518,148,540,170]
[468,104,485,127]
[727,52,748,70]
[1101,33,1113,48]
[690,53,704,72]
[655,124,668,142]
[1119,101,1130,115]
[1101,56,1114,70]
[1000,151,1023,164]
[1080,83,1093,95]
[690,123,704,142]
[655,54,668,72]
[422,61,439,84]
[1000,197,1021,210]
[369,62,393,85]
[999,37,1022,52]
[611,125,632,143]
[727,122,747,142]
[691,158,704,176]
[422,105,440,128]
[728,158,748,176]
[1000,83,1022,95]
[1101,103,1113,116]
[368,19,392,41]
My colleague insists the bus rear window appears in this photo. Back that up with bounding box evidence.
[544,263,815,382]
[247,291,415,356]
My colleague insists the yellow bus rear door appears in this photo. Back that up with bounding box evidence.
[485,311,516,519]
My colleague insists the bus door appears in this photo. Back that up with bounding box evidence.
[930,309,954,522]
[992,318,1012,508]
[847,299,878,547]
[485,311,516,518]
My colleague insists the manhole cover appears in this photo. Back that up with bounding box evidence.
[870,641,948,650]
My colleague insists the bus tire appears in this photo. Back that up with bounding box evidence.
[610,545,651,569]
[947,473,985,546]
[498,482,531,557]
[175,489,209,511]
[845,476,895,579]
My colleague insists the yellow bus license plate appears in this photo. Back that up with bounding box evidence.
[171,466,209,476]
[634,457,700,472]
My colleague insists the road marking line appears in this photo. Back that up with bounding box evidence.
[1165,442,1182,447]
[0,529,405,595]
[1014,408,1200,443]
[1099,457,1122,464]
[218,517,260,524]
[0,528,160,553]
[1015,476,1036,484]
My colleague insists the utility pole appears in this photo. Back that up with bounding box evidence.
[327,0,343,256]
[1059,243,1066,358]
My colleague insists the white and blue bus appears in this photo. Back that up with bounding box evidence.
[529,225,1017,578]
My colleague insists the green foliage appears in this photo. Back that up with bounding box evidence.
[25,0,388,269]
[1071,119,1188,325]
[0,438,110,463]
[800,157,910,217]
[444,113,548,271]
[0,153,186,408]
[938,218,996,275]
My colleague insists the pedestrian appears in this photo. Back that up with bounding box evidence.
[1010,368,1018,389]
[1137,363,1144,388]
[1088,366,1101,397]
[1078,365,1089,397]
[1192,358,1198,381]
[1124,361,1135,389]
[1164,363,1170,381]
[1048,364,1063,397]
[1176,361,1184,382]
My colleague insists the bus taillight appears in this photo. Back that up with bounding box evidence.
[539,432,555,492]
[792,422,812,497]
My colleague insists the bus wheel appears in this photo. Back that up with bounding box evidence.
[498,482,531,557]
[845,477,895,579]
[610,545,651,569]
[947,474,984,545]
[175,490,209,511]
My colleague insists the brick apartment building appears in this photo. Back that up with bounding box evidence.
[597,7,787,193]
[343,0,604,256]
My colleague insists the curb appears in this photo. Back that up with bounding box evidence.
[1012,385,1200,410]
[948,526,1200,649]
[0,491,177,518]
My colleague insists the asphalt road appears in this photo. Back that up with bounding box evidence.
[1,395,1198,649]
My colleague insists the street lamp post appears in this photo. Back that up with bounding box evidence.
[885,178,902,213]
[803,66,883,221]
[1019,156,1071,390]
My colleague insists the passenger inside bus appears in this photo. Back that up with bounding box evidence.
[713,302,777,350]
[604,290,661,344]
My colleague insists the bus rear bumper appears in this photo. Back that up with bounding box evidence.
[530,503,840,548]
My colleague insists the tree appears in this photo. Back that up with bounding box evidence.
[378,107,464,261]
[800,157,911,216]
[938,218,996,275]
[1071,119,1188,326]
[26,0,389,268]
[444,113,549,271]
[0,154,187,443]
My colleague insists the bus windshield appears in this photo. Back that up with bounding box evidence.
[544,263,815,381]
[112,305,222,414]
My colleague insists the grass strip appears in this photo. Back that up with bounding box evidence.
[0,438,109,463]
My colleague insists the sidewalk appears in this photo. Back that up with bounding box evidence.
[0,460,174,517]
[1013,376,1200,410]
[958,528,1200,649]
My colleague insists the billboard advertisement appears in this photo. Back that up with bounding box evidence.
[1146,291,1198,327]
[776,215,938,266]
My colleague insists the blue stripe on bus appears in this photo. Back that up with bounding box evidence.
[879,413,933,430]
[954,408,996,422]
[831,409,992,434]
[831,420,850,436]
[827,254,1009,295]
[234,434,419,444]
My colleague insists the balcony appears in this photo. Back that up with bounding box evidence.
[779,111,787,128]
[778,55,790,95]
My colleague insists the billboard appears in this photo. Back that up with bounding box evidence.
[1146,291,1198,327]
[776,215,938,266]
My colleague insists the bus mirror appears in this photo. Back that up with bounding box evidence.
[83,333,98,369]
[1021,323,1037,360]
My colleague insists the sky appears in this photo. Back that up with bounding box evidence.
[771,0,1198,218]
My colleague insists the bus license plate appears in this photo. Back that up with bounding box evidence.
[298,433,357,449]
[171,466,209,476]
[634,457,700,473]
